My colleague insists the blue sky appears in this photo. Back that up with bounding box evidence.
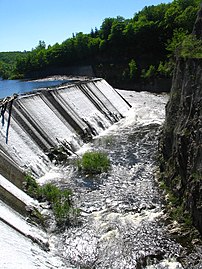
[0,0,171,52]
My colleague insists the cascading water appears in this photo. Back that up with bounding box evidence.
[0,79,130,177]
[48,91,201,269]
[0,199,67,269]
[0,81,201,268]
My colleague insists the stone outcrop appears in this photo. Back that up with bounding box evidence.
[192,3,202,38]
[160,58,202,233]
[160,4,202,233]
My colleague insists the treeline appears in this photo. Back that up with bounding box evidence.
[0,0,201,84]
[0,51,29,79]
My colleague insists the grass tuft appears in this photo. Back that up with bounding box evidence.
[24,175,79,227]
[77,151,110,174]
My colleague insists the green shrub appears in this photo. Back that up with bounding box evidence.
[141,65,157,80]
[157,61,172,77]
[24,174,42,199]
[129,59,138,80]
[78,151,110,174]
[24,175,78,226]
[166,28,188,56]
[41,183,61,203]
[180,35,202,58]
[167,31,202,59]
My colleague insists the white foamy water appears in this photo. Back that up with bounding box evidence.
[0,174,38,206]
[0,79,130,177]
[0,80,131,268]
[0,200,65,269]
[1,86,197,269]
[116,89,168,126]
[145,260,183,269]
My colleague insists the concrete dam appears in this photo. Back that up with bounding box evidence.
[1,79,200,268]
[0,78,131,224]
[0,78,130,177]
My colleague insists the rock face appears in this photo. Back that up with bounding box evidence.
[160,58,202,233]
[160,4,202,234]
[192,3,202,38]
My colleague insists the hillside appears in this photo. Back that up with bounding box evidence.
[0,0,201,91]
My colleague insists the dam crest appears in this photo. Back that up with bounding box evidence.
[0,78,130,179]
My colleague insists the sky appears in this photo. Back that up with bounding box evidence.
[0,0,171,52]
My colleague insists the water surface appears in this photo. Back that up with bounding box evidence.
[0,77,70,98]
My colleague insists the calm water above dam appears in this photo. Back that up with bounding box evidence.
[0,76,72,98]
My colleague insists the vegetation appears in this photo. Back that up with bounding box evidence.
[0,51,29,79]
[0,0,201,82]
[24,174,79,226]
[159,179,192,227]
[77,151,110,174]
[179,34,202,58]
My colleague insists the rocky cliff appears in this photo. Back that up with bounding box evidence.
[160,57,202,232]
[160,5,202,234]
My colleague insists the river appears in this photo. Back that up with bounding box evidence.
[0,80,201,268]
[0,76,76,99]
[39,90,201,268]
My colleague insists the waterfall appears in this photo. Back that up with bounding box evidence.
[0,78,131,268]
[0,78,130,177]
[0,85,200,268]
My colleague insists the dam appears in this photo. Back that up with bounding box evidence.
[0,79,201,268]
[0,78,130,178]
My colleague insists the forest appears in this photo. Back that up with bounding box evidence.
[0,0,201,87]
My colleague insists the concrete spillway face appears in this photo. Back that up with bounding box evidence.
[0,78,131,178]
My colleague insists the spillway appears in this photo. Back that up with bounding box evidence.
[0,78,130,178]
[0,78,131,268]
[0,83,201,268]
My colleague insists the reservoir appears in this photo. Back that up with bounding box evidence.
[0,76,72,99]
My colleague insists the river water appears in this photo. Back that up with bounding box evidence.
[0,81,201,268]
[51,90,201,269]
[49,91,184,269]
[0,76,73,99]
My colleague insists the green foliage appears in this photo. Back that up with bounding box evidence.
[191,172,202,182]
[0,51,29,79]
[129,59,138,80]
[157,61,173,77]
[166,28,188,56]
[180,34,202,58]
[159,177,193,227]
[24,175,78,226]
[41,183,62,203]
[1,0,200,81]
[78,151,110,174]
[141,65,157,80]
[40,183,77,224]
[170,203,192,226]
[35,40,46,51]
[167,28,202,59]
[100,18,116,40]
[24,174,42,198]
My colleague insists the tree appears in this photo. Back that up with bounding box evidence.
[141,65,156,80]
[35,40,46,51]
[100,18,115,40]
[166,28,188,56]
[129,59,138,80]
[108,19,125,42]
